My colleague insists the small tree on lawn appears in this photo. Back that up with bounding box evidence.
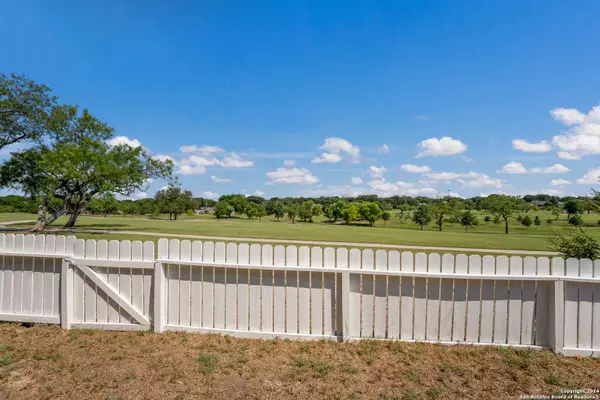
[432,201,453,232]
[257,204,267,221]
[460,210,478,233]
[521,215,532,228]
[534,216,541,227]
[273,201,285,221]
[546,218,553,226]
[568,214,584,229]
[246,203,259,219]
[341,203,360,225]
[286,205,298,224]
[382,211,391,227]
[359,202,383,227]
[412,205,432,231]
[564,200,581,218]
[481,195,524,234]
[493,214,501,227]
[154,186,194,220]
[484,215,491,223]
[214,201,233,219]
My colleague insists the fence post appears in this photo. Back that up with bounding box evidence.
[60,259,73,329]
[153,261,166,333]
[549,279,564,354]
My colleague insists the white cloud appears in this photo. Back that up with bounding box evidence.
[220,153,253,167]
[351,177,364,185]
[176,152,253,175]
[378,144,390,154]
[211,175,233,183]
[551,108,586,125]
[367,179,437,197]
[499,162,527,174]
[305,185,366,197]
[458,173,503,189]
[251,190,266,197]
[313,137,360,164]
[512,139,552,153]
[423,171,462,181]
[550,105,600,159]
[539,188,564,196]
[178,165,207,175]
[368,165,387,178]
[319,137,360,156]
[266,167,319,184]
[179,145,224,155]
[416,137,467,158]
[551,179,571,186]
[106,136,143,148]
[311,152,343,164]
[132,192,149,199]
[202,191,219,200]
[447,192,463,198]
[400,164,431,173]
[499,162,569,174]
[283,159,296,166]
[558,151,581,160]
[576,168,600,185]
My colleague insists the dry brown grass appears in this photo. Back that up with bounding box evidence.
[0,323,598,400]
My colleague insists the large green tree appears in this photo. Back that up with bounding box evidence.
[432,201,453,232]
[358,202,383,227]
[155,186,193,220]
[481,195,524,234]
[0,73,57,150]
[0,106,173,230]
[412,205,432,231]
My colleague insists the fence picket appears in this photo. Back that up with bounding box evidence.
[426,253,441,341]
[413,253,427,340]
[249,244,261,331]
[226,243,238,330]
[578,259,593,349]
[453,254,469,342]
[466,255,482,342]
[361,249,374,338]
[387,251,401,339]
[520,257,536,345]
[400,252,414,340]
[593,260,600,350]
[73,239,85,323]
[439,254,454,342]
[178,241,191,327]
[261,244,274,332]
[310,247,323,335]
[285,246,298,334]
[298,246,311,335]
[564,258,579,349]
[107,240,120,323]
[32,235,45,315]
[535,257,551,347]
[43,235,56,317]
[191,241,203,328]
[494,256,509,344]
[214,243,227,330]
[374,250,387,338]
[273,245,286,333]
[202,242,215,329]
[236,243,250,331]
[84,239,97,323]
[167,239,180,326]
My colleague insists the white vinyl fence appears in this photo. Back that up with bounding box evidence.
[0,233,598,357]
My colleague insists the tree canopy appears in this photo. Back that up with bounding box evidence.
[155,186,193,220]
[0,106,174,230]
[0,73,57,150]
[480,195,524,234]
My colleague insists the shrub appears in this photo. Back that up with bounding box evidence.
[521,215,532,227]
[534,216,541,226]
[516,215,523,223]
[548,231,600,259]
[568,214,584,227]
[546,219,553,225]
[484,215,491,223]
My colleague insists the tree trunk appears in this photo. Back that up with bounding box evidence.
[62,210,81,228]
[465,226,468,233]
[421,225,423,231]
[504,217,509,234]
[31,204,65,232]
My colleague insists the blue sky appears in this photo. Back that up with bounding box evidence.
[3,0,600,200]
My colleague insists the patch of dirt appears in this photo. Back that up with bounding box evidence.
[0,323,598,399]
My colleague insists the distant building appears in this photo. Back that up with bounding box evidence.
[195,207,215,214]
[531,200,547,207]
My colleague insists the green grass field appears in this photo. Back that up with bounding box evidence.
[1,210,598,252]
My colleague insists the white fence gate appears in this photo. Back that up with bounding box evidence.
[0,233,599,357]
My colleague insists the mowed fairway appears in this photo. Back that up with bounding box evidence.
[4,210,600,252]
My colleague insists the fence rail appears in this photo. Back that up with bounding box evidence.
[0,233,598,356]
